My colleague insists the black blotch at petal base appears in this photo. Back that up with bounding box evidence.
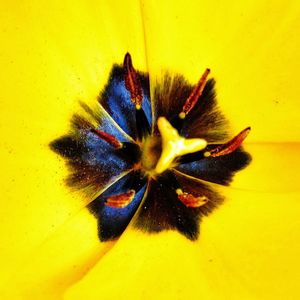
[134,171,224,241]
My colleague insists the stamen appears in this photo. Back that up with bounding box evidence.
[105,190,136,208]
[123,53,143,108]
[205,127,251,157]
[179,68,210,118]
[176,189,208,208]
[91,128,123,149]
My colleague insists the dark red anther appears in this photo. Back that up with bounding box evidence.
[123,53,143,108]
[207,127,251,157]
[180,68,210,118]
[176,189,208,208]
[91,128,122,149]
[105,190,136,208]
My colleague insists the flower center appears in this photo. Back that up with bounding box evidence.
[154,117,207,174]
[140,135,162,174]
[140,117,207,176]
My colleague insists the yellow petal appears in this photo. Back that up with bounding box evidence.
[0,0,146,297]
[65,189,300,300]
[63,146,300,299]
[3,209,114,299]
[232,143,300,192]
[141,0,300,142]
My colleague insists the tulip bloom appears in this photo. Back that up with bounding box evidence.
[1,1,300,299]
[50,51,251,243]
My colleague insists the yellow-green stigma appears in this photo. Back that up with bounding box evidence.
[155,117,207,173]
[140,117,207,175]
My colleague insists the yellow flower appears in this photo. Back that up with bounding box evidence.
[1,1,300,299]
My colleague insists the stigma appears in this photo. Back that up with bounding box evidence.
[155,117,207,174]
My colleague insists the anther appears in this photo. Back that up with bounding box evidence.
[207,127,251,157]
[176,189,208,208]
[105,190,136,208]
[90,128,123,149]
[179,68,210,118]
[123,53,143,108]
